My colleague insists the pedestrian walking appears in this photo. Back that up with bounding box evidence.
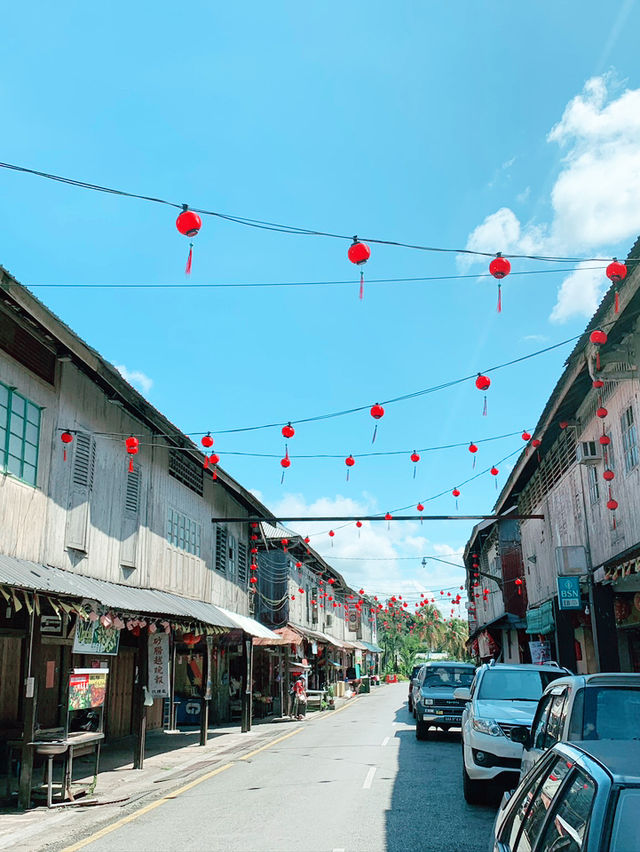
[293,676,307,719]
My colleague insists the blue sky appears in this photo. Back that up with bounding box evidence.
[2,1,640,606]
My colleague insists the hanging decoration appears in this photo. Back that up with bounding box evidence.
[452,487,460,509]
[345,454,355,481]
[410,451,420,479]
[589,329,608,370]
[468,442,478,469]
[385,512,392,530]
[282,423,295,439]
[596,406,608,419]
[475,374,491,416]
[603,469,614,482]
[125,435,139,472]
[607,489,618,530]
[208,452,220,480]
[417,502,424,524]
[60,431,73,462]
[201,433,214,468]
[175,206,202,275]
[347,236,371,300]
[280,447,290,483]
[606,259,627,313]
[490,466,499,489]
[328,530,335,547]
[593,379,604,389]
[522,431,531,442]
[489,253,511,313]
[370,403,384,444]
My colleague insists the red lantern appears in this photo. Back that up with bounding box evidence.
[249,576,258,584]
[384,512,392,520]
[489,253,511,312]
[125,435,139,472]
[60,430,73,462]
[593,379,604,389]
[201,433,214,449]
[599,435,611,446]
[603,469,615,482]
[282,423,295,439]
[475,374,491,415]
[370,403,384,443]
[607,259,627,313]
[356,520,362,529]
[590,330,607,370]
[596,407,608,419]
[345,455,355,481]
[280,449,291,479]
[452,488,461,500]
[417,503,424,512]
[410,451,420,478]
[531,439,541,448]
[208,452,220,480]
[522,431,531,442]
[348,237,371,299]
[176,207,202,275]
[298,588,304,594]
[607,498,618,511]
[304,536,310,544]
[514,578,523,596]
[490,466,499,476]
[559,420,569,429]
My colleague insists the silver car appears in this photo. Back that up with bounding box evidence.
[508,672,640,777]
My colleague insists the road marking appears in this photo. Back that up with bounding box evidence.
[381,736,389,746]
[363,766,377,789]
[239,727,302,760]
[61,728,303,852]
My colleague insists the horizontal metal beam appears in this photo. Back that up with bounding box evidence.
[211,514,545,523]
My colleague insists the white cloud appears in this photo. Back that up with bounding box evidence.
[266,492,467,615]
[517,186,531,204]
[549,262,607,324]
[521,334,548,343]
[115,364,153,396]
[463,75,640,321]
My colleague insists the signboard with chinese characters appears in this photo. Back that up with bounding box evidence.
[557,575,582,610]
[68,669,108,710]
[148,632,170,698]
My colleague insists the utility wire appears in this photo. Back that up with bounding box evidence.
[1,160,634,263]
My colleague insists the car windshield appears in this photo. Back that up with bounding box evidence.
[582,687,640,740]
[421,667,474,688]
[478,669,563,700]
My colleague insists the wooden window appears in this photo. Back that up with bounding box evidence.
[168,448,203,496]
[621,406,638,473]
[215,526,228,573]
[65,432,96,551]
[121,466,141,568]
[227,534,237,581]
[166,507,201,556]
[588,465,600,505]
[0,380,41,487]
[237,541,248,585]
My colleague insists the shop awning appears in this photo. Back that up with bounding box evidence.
[0,554,236,632]
[253,626,304,646]
[213,605,280,640]
[526,600,555,635]
[361,641,383,654]
[468,612,527,643]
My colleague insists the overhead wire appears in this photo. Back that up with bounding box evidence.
[0,160,635,263]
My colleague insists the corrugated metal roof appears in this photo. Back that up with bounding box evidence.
[213,605,280,640]
[0,554,237,630]
[362,641,383,654]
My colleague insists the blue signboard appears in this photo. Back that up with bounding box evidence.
[557,575,582,610]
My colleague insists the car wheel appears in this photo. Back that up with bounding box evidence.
[416,720,429,740]
[462,762,485,805]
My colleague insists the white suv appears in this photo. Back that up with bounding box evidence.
[455,661,568,804]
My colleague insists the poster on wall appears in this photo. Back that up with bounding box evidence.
[68,668,108,710]
[529,640,552,664]
[73,617,120,656]
[148,632,170,698]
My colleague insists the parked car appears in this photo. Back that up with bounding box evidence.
[412,661,476,739]
[490,739,640,851]
[407,664,422,713]
[508,672,640,778]
[455,661,569,804]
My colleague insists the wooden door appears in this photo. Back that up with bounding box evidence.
[0,636,23,727]
[105,648,135,739]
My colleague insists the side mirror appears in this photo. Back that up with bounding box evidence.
[453,687,471,701]
[509,725,530,747]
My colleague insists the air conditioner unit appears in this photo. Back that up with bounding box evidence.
[576,441,602,464]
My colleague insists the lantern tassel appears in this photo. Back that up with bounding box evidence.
[372,424,378,444]
[185,242,193,275]
[346,469,350,482]
[128,457,134,473]
[63,449,67,462]
[482,395,487,416]
[204,456,209,469]
[472,456,476,470]
[497,283,502,313]
[413,465,417,480]
[359,270,364,301]
[596,350,601,371]
[615,289,619,313]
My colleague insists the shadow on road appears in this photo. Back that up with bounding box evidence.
[385,702,497,852]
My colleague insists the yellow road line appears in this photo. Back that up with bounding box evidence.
[62,728,302,852]
[238,726,302,760]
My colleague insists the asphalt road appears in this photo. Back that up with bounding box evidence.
[70,683,497,852]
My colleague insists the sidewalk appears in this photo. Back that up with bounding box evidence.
[0,696,363,852]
